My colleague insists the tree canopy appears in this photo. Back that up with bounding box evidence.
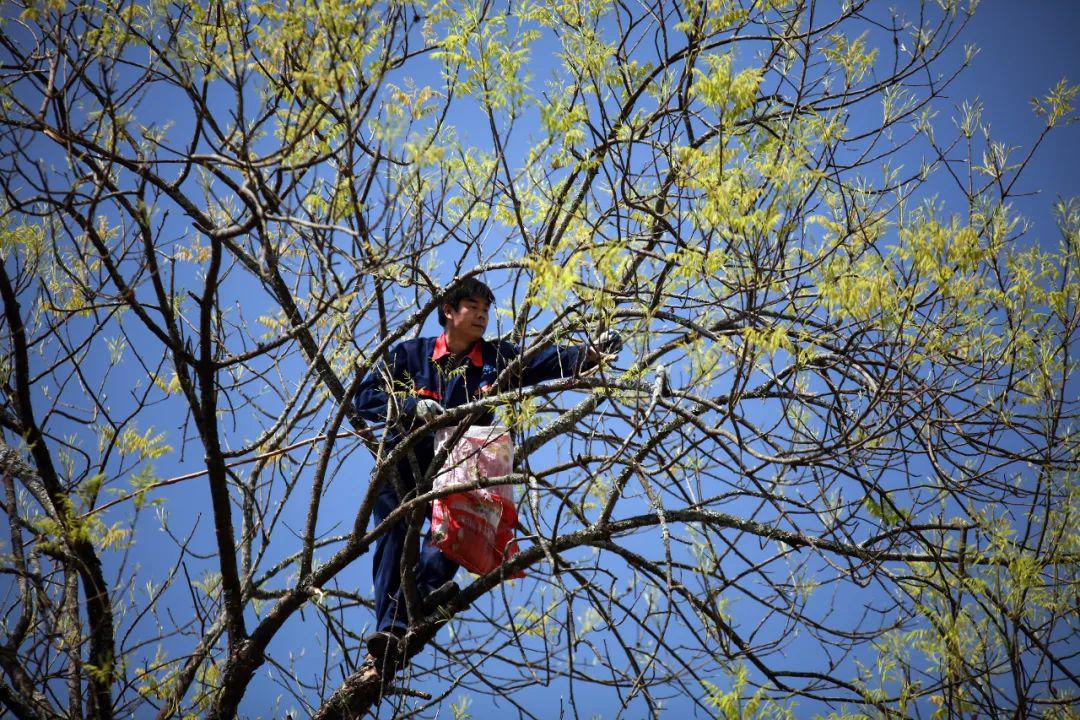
[0,0,1077,718]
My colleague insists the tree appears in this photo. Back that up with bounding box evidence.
[0,0,1076,717]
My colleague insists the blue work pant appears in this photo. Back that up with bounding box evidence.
[371,474,458,633]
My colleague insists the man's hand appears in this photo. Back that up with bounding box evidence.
[595,329,623,357]
[586,329,623,366]
[415,398,446,423]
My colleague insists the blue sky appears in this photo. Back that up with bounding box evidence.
[939,1,1078,241]
[294,4,1080,717]
[138,1,1080,716]
[3,0,1078,718]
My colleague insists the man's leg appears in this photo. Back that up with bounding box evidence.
[415,531,459,613]
[371,472,457,634]
[379,521,458,629]
[371,481,408,634]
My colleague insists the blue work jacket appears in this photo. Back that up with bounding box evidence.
[353,333,590,489]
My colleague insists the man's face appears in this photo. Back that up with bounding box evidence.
[443,296,490,343]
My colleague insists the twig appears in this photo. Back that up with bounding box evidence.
[79,426,380,520]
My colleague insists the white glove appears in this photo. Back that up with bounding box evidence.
[594,329,623,357]
[415,398,446,422]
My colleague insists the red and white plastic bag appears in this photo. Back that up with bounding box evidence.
[431,426,522,577]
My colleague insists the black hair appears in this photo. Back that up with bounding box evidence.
[438,278,495,326]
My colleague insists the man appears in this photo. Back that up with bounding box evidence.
[352,278,620,665]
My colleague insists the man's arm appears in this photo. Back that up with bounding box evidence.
[517,343,590,385]
[513,330,621,386]
[353,345,416,424]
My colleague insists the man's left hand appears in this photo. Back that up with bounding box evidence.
[596,330,623,356]
[587,329,623,366]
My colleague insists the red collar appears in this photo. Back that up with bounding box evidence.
[432,333,484,367]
